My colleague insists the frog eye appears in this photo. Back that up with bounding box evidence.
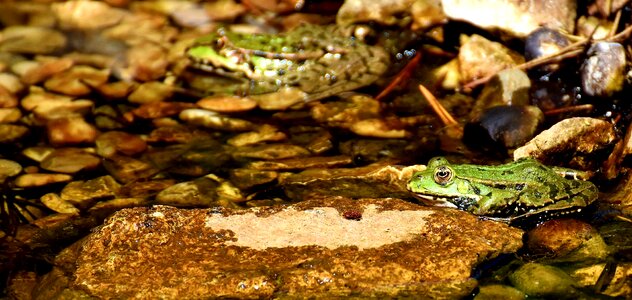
[214,37,225,48]
[433,166,453,185]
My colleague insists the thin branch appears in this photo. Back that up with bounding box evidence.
[418,84,457,126]
[376,51,422,101]
[543,104,594,116]
[607,22,632,42]
[608,10,622,38]
[460,22,632,91]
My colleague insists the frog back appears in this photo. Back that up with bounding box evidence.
[251,25,390,99]
[452,159,597,216]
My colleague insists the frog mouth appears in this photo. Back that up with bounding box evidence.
[412,194,458,208]
[189,61,248,80]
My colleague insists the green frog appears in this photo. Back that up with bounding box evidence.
[185,24,390,104]
[406,157,598,222]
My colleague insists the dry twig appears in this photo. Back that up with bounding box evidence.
[375,51,422,101]
[462,23,632,91]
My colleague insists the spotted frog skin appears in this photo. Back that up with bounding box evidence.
[406,157,598,222]
[186,24,390,103]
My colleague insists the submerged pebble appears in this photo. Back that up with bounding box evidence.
[464,105,544,150]
[527,218,609,263]
[509,262,580,298]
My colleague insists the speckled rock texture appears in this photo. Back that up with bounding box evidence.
[32,197,523,299]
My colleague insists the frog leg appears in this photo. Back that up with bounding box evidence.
[474,189,519,216]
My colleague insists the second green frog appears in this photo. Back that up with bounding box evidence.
[406,157,599,222]
[186,24,390,104]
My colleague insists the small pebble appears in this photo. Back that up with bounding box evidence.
[0,159,22,182]
[40,148,101,173]
[0,108,21,123]
[60,175,121,208]
[40,193,80,214]
[180,109,254,131]
[95,131,147,157]
[0,26,67,54]
[227,124,287,147]
[0,124,28,143]
[127,81,174,104]
[14,173,72,188]
[46,117,99,146]
[197,95,257,113]
[131,101,195,119]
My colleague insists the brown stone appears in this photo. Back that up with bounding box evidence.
[350,118,409,138]
[14,173,72,188]
[95,131,147,157]
[526,219,609,263]
[0,84,18,108]
[95,80,135,99]
[179,109,254,131]
[127,81,174,104]
[513,117,617,169]
[125,44,169,82]
[0,124,28,143]
[60,175,121,209]
[458,34,524,83]
[102,154,160,183]
[46,117,99,146]
[33,198,523,298]
[33,99,93,120]
[0,159,22,181]
[0,107,22,123]
[156,174,243,207]
[43,66,109,96]
[21,58,74,85]
[131,101,195,119]
[227,124,287,147]
[232,144,311,161]
[52,0,125,30]
[146,126,200,144]
[40,148,101,173]
[247,155,353,171]
[118,179,176,198]
[229,168,278,190]
[40,193,80,214]
[20,88,73,111]
[0,26,67,54]
[197,95,257,113]
[0,72,25,94]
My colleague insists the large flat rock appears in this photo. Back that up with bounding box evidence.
[33,197,523,299]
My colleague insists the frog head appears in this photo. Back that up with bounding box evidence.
[406,157,484,210]
[186,33,255,78]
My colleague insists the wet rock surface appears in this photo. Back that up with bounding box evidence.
[509,262,581,298]
[33,198,523,299]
